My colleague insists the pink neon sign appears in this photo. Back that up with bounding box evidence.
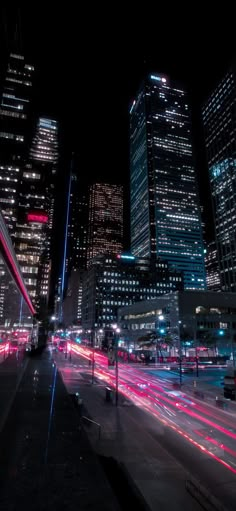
[27,213,48,224]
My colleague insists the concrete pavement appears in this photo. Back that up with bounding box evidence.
[0,348,120,511]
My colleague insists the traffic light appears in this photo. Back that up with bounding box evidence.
[159,328,165,335]
[219,330,224,336]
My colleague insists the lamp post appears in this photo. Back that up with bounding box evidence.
[98,329,103,349]
[90,329,95,384]
[156,314,165,365]
[229,320,235,367]
[194,317,199,377]
[112,324,120,406]
[178,320,182,386]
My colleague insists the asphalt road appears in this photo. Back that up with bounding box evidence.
[54,344,236,511]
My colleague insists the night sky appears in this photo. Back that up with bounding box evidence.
[1,6,235,252]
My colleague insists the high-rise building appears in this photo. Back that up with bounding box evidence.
[66,176,88,275]
[87,183,123,262]
[63,268,81,326]
[205,241,221,292]
[202,66,236,291]
[15,117,58,312]
[62,174,88,324]
[130,73,206,290]
[82,253,183,331]
[0,53,34,235]
[66,174,79,275]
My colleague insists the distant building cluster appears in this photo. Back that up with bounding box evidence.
[0,52,236,335]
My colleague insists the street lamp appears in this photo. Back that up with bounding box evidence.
[112,324,120,406]
[98,329,103,349]
[156,314,165,364]
[178,320,182,386]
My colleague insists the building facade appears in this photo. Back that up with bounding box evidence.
[15,117,58,312]
[130,73,206,290]
[202,66,236,291]
[0,209,35,327]
[87,183,123,262]
[205,241,221,291]
[0,53,34,235]
[118,290,236,358]
[81,253,183,331]
[63,175,88,324]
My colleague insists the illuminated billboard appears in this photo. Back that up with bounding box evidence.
[27,213,48,224]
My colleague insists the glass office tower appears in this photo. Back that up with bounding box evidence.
[202,66,236,291]
[130,74,206,290]
[15,117,58,312]
[0,53,34,235]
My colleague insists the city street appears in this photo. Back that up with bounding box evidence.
[54,344,236,511]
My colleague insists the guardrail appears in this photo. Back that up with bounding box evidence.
[82,415,101,440]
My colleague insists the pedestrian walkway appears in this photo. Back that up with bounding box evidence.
[0,349,120,511]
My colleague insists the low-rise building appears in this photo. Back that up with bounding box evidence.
[118,290,236,357]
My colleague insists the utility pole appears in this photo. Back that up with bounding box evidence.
[178,320,182,386]
[112,324,120,406]
[194,317,199,377]
[92,331,95,384]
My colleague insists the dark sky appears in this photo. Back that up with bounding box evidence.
[1,6,235,247]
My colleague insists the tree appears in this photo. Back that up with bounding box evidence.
[137,331,173,360]
[198,330,216,357]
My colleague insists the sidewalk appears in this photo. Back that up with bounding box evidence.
[76,380,202,511]
[0,349,120,511]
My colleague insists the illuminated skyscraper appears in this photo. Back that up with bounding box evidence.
[202,66,236,291]
[15,117,58,312]
[0,53,34,235]
[87,183,123,262]
[130,73,206,290]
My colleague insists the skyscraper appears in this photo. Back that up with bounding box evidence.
[130,73,206,290]
[15,117,58,312]
[63,175,88,325]
[0,53,34,234]
[202,66,236,291]
[87,183,123,262]
[66,175,88,276]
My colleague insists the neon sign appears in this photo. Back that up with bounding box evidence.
[27,213,48,224]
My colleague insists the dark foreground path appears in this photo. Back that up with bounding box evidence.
[0,348,120,511]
